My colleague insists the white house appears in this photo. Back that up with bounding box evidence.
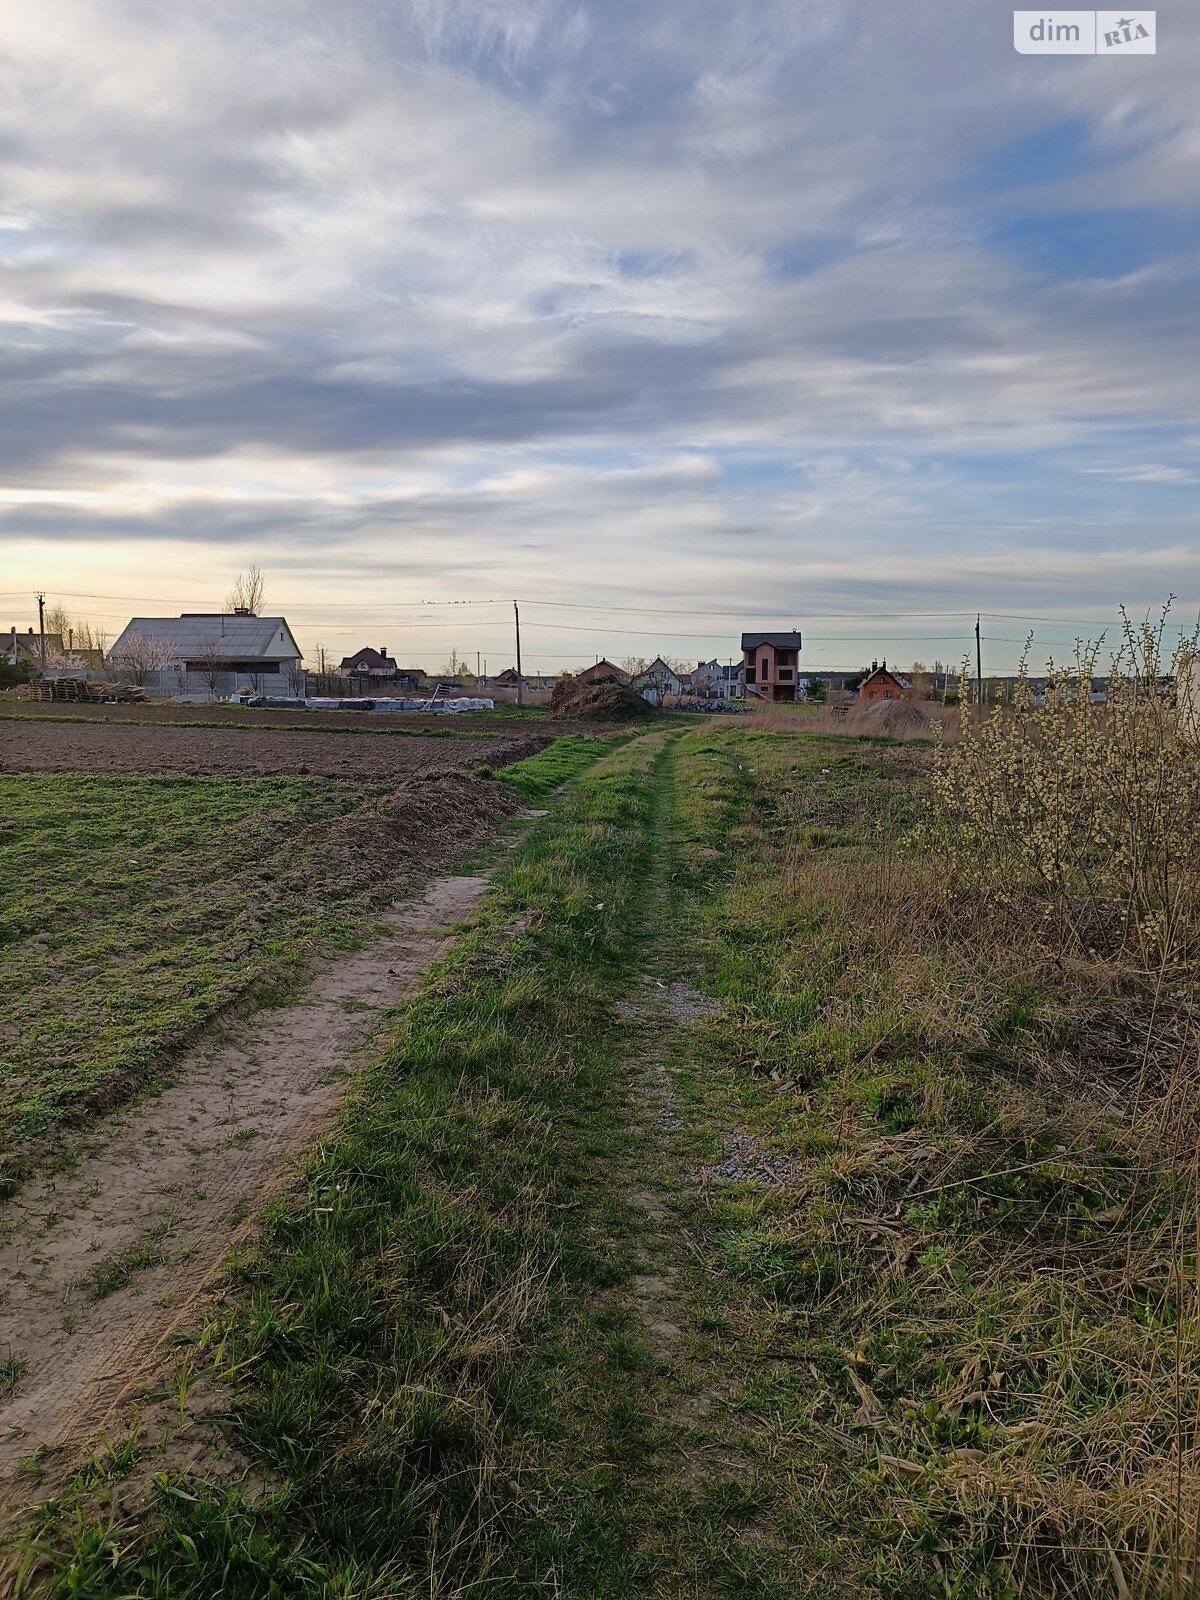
[631,658,684,705]
[692,659,745,701]
[110,612,304,698]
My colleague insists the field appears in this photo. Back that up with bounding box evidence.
[0,718,548,778]
[4,709,1199,1598]
[0,701,615,737]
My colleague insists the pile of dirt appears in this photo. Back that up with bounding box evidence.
[549,676,658,721]
[856,699,932,736]
[263,774,520,910]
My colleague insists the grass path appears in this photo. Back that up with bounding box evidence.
[14,722,1151,1597]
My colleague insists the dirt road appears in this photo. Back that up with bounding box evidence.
[0,871,493,1500]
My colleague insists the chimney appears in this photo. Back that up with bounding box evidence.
[871,659,878,673]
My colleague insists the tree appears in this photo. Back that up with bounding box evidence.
[226,564,266,615]
[621,655,649,677]
[194,636,227,699]
[44,603,72,644]
[40,606,107,662]
[0,659,31,690]
[313,642,334,677]
[109,633,175,685]
[440,647,466,679]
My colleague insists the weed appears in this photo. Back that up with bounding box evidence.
[1,1353,27,1393]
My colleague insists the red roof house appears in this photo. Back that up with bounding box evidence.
[857,661,913,703]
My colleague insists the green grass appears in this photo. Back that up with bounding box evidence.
[491,732,617,800]
[14,724,1191,1598]
[0,773,420,1165]
[18,732,675,1597]
[659,726,1193,1597]
[1,1354,28,1395]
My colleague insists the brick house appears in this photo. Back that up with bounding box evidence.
[742,631,802,702]
[577,659,629,686]
[857,661,913,703]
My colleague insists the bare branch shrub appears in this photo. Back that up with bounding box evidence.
[108,633,176,686]
[194,637,226,699]
[225,563,265,615]
[934,602,1200,974]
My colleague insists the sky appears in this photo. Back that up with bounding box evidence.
[1,0,1198,674]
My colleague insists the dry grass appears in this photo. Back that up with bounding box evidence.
[795,610,1200,1594]
[789,841,1200,1595]
[745,698,960,741]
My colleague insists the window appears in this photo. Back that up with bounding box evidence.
[745,664,756,682]
[777,651,793,665]
[779,668,793,680]
[760,656,769,676]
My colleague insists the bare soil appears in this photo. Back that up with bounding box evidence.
[549,675,658,720]
[0,871,498,1502]
[0,701,617,737]
[0,720,547,778]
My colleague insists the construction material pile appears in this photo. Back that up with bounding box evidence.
[7,678,147,704]
[549,675,658,721]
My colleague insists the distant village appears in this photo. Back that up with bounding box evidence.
[1,608,951,710]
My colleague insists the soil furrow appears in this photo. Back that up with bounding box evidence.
[0,871,491,1500]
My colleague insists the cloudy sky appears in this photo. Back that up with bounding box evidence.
[1,0,1197,671]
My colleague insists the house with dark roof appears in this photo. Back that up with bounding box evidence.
[742,631,802,702]
[631,658,684,705]
[691,659,744,700]
[4,627,63,669]
[339,646,398,678]
[857,661,913,703]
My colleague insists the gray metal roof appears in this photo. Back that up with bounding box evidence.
[741,631,802,650]
[111,615,300,659]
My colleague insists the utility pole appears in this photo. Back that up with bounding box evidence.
[476,649,481,679]
[514,602,523,707]
[975,614,983,709]
[36,591,46,670]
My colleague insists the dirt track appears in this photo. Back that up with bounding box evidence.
[0,719,547,778]
[0,871,497,1501]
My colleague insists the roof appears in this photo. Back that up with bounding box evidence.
[111,615,300,660]
[4,630,64,661]
[742,631,802,650]
[339,646,396,670]
[861,665,913,689]
[578,659,628,682]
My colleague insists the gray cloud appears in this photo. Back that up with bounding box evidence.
[1,0,1198,655]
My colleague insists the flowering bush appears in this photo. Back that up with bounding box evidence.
[934,603,1200,976]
